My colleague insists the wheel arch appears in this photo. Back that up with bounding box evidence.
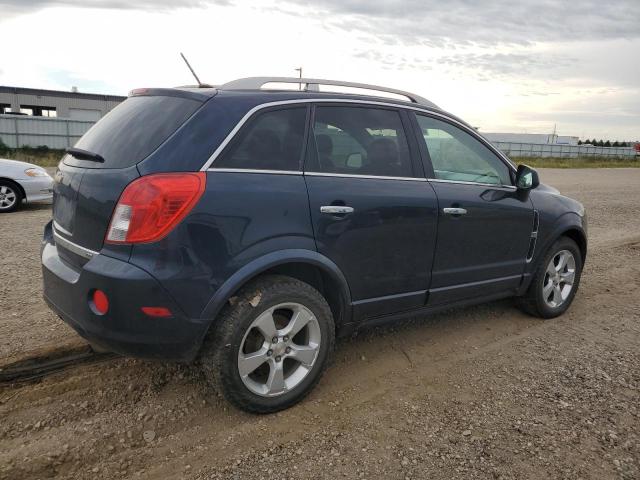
[518,215,587,298]
[198,249,352,342]
[561,227,587,263]
[536,213,587,267]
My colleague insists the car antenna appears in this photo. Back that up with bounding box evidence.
[180,52,207,87]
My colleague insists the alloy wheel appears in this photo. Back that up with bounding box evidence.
[0,185,17,210]
[238,302,321,397]
[542,249,576,308]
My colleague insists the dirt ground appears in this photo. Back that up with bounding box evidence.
[1,168,639,480]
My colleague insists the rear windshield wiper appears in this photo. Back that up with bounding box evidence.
[65,147,104,163]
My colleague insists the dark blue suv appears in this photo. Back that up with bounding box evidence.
[42,77,587,412]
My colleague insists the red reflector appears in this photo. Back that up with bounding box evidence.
[105,172,206,244]
[92,290,109,315]
[141,307,173,318]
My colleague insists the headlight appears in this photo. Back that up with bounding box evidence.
[24,168,49,178]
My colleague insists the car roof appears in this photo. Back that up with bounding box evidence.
[136,76,442,112]
[213,88,440,110]
[130,80,478,137]
[133,85,440,110]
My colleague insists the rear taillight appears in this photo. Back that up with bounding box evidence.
[105,172,206,244]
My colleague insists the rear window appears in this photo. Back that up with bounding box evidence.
[68,95,201,168]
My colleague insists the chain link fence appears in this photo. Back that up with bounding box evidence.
[0,115,94,149]
[492,141,636,158]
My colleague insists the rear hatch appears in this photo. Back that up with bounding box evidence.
[52,91,207,265]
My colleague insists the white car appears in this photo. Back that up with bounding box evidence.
[0,158,53,213]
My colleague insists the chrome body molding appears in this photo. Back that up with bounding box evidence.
[52,220,72,236]
[53,230,98,259]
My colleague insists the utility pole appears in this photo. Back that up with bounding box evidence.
[295,67,302,90]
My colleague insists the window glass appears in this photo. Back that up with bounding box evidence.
[71,95,201,169]
[311,106,413,177]
[215,107,306,171]
[19,105,57,117]
[415,115,511,185]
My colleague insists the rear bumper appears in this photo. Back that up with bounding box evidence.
[41,223,208,362]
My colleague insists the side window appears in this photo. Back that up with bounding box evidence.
[215,107,306,171]
[310,106,413,177]
[415,115,511,186]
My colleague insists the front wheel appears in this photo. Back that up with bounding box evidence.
[518,236,583,318]
[0,181,22,213]
[200,275,335,413]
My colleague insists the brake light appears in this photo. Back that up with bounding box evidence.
[129,88,150,96]
[105,172,205,244]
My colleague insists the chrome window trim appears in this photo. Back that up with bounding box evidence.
[199,98,517,175]
[200,99,312,171]
[53,230,98,259]
[206,168,427,181]
[208,168,303,175]
[305,171,427,182]
[427,178,517,190]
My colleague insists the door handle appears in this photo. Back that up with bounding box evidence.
[320,205,354,214]
[443,207,467,215]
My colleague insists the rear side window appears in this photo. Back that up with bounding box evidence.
[214,107,307,171]
[309,106,413,178]
[70,96,201,168]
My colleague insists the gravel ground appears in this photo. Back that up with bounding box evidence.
[0,168,639,479]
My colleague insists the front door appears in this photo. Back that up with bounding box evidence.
[413,113,534,305]
[305,104,439,318]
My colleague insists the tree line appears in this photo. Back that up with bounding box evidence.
[578,139,632,147]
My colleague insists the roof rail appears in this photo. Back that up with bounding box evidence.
[220,77,438,108]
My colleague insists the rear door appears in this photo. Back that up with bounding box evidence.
[412,113,534,305]
[305,104,439,319]
[52,93,204,266]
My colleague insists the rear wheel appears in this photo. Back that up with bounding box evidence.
[200,275,335,413]
[518,236,583,318]
[0,181,21,213]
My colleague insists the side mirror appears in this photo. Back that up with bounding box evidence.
[515,164,540,190]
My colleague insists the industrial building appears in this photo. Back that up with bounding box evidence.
[0,86,125,121]
[0,86,126,149]
[481,132,579,146]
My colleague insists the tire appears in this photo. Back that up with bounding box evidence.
[518,236,583,319]
[200,275,335,413]
[0,180,22,213]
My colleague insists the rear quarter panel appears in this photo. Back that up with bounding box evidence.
[127,171,316,319]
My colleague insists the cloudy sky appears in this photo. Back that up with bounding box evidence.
[1,0,639,139]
